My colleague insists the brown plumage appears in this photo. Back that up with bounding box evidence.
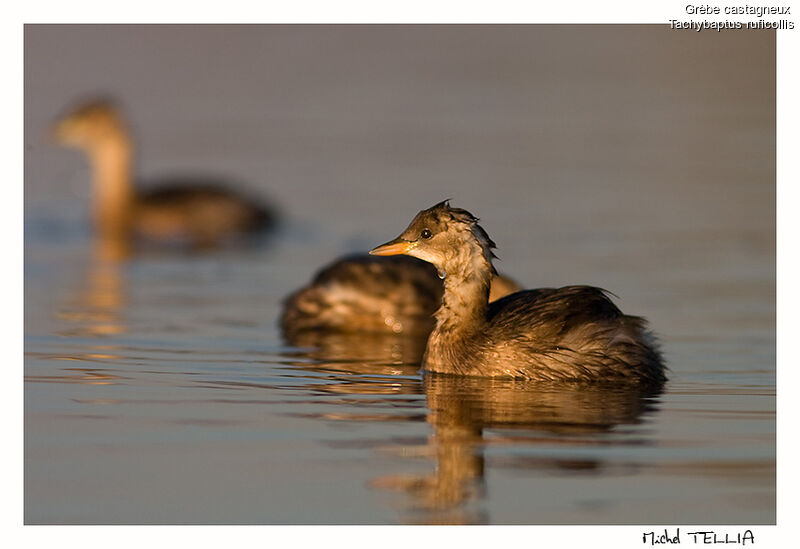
[53,99,275,247]
[281,254,521,337]
[370,200,666,384]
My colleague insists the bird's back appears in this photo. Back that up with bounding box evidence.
[134,180,274,245]
[468,286,665,383]
[281,255,443,336]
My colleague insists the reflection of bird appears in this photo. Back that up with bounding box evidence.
[423,374,662,433]
[56,237,127,338]
[284,329,429,367]
[53,99,275,247]
[280,254,521,337]
[372,373,663,522]
[370,200,666,383]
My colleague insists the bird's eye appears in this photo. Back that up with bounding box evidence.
[421,229,432,239]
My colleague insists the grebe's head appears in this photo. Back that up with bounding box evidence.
[52,99,128,150]
[370,200,497,279]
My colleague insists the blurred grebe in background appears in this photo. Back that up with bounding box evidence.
[281,254,521,337]
[370,200,666,384]
[53,99,276,248]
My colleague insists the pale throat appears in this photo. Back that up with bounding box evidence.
[433,239,493,332]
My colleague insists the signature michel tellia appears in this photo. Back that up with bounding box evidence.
[642,528,755,546]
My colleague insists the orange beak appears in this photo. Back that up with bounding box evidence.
[369,237,416,256]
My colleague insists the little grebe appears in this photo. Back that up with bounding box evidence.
[370,201,666,384]
[281,254,521,337]
[53,99,275,247]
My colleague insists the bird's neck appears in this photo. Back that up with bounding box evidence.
[428,243,494,353]
[87,136,136,237]
[435,271,491,334]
